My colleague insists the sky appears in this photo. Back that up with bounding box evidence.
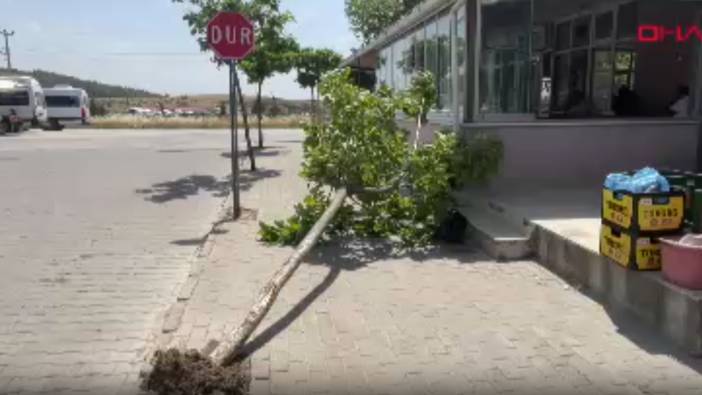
[0,0,359,99]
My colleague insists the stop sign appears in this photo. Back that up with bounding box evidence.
[207,12,255,61]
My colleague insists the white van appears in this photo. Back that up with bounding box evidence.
[0,76,48,134]
[44,85,91,130]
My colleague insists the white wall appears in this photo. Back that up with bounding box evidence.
[463,121,699,190]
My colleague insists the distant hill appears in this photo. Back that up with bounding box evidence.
[0,69,159,98]
[0,68,312,116]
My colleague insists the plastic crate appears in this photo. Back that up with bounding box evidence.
[602,188,685,233]
[600,223,663,271]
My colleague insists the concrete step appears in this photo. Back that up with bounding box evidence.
[457,204,533,261]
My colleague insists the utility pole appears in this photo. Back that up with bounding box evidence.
[1,29,14,70]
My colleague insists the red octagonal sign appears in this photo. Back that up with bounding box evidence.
[207,12,255,61]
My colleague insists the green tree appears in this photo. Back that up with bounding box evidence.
[294,48,343,121]
[239,3,298,148]
[260,70,502,247]
[142,69,503,394]
[173,0,298,170]
[344,0,422,44]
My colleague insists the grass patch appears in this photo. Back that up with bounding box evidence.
[91,115,308,129]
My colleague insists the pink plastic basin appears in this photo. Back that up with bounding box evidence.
[661,236,702,290]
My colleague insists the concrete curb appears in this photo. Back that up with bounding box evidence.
[139,194,235,381]
[161,192,234,335]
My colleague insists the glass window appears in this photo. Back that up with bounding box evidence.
[437,12,452,110]
[404,35,416,76]
[401,35,413,88]
[614,50,637,90]
[414,28,425,73]
[595,12,613,41]
[591,49,614,114]
[455,8,467,120]
[479,0,531,114]
[568,49,589,113]
[46,95,80,107]
[0,90,29,106]
[572,16,591,48]
[376,47,386,88]
[424,18,438,87]
[392,39,404,91]
[556,21,571,50]
[553,54,569,110]
[617,2,637,39]
[388,47,394,89]
[35,92,46,107]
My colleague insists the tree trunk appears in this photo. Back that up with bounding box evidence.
[316,88,321,121]
[698,120,702,172]
[310,87,315,123]
[257,81,264,149]
[208,188,348,367]
[233,73,256,172]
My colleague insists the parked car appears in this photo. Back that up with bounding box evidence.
[43,85,91,130]
[0,76,48,134]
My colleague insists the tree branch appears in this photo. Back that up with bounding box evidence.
[348,174,403,195]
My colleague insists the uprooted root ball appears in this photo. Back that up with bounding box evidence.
[141,348,250,395]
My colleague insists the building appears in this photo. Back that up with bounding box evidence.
[344,0,702,189]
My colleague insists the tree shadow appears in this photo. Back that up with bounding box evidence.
[254,149,286,157]
[171,228,229,247]
[275,139,304,144]
[304,238,488,271]
[136,174,230,203]
[234,265,341,360]
[220,148,285,159]
[220,239,487,360]
[136,169,281,204]
[158,148,223,154]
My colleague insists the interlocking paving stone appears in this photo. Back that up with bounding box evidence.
[0,129,302,394]
[165,132,702,395]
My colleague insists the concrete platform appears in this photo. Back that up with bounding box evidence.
[457,198,532,261]
[456,186,702,356]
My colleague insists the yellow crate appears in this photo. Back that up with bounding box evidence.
[600,223,662,271]
[602,188,685,233]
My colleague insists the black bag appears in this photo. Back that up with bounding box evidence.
[435,209,468,244]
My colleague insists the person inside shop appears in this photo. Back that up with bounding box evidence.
[669,85,690,118]
[612,85,640,116]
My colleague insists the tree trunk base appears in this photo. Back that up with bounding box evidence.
[141,348,250,395]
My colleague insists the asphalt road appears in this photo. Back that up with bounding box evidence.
[0,128,301,394]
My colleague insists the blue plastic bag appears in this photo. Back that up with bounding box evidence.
[604,167,670,193]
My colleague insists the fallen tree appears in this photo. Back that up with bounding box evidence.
[141,70,502,395]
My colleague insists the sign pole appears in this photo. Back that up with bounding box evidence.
[207,11,254,220]
[230,60,241,219]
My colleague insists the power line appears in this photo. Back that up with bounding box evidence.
[18,49,204,57]
[1,29,15,70]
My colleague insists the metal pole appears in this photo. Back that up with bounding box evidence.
[230,61,241,219]
[2,30,14,70]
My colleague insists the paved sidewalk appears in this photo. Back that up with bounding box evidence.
[162,133,702,395]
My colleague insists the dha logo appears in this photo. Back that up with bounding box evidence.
[638,25,702,43]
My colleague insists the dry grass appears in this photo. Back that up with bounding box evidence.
[95,94,312,116]
[91,114,309,129]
